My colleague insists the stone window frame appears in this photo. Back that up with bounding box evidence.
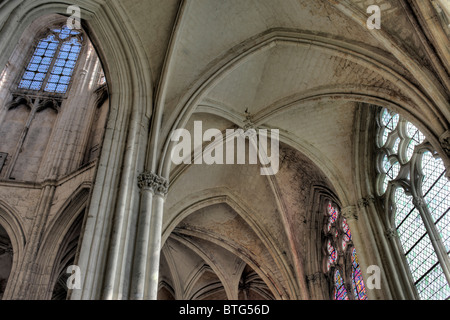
[11,23,86,100]
[321,199,367,300]
[375,107,450,300]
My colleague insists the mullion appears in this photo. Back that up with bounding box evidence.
[42,37,65,93]
[40,33,62,93]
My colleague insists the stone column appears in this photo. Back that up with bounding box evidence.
[131,172,168,300]
[413,197,450,285]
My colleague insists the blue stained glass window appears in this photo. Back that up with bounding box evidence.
[18,25,82,94]
[44,36,81,94]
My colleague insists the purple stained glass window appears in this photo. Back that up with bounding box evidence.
[342,219,351,239]
[328,240,336,262]
[342,218,352,250]
[342,239,347,252]
[351,248,368,300]
[327,203,339,232]
[327,239,337,272]
[328,203,338,221]
[334,270,349,300]
[324,201,368,300]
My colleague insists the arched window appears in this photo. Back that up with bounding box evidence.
[333,269,348,300]
[351,247,366,300]
[376,108,450,300]
[323,202,368,300]
[17,25,82,94]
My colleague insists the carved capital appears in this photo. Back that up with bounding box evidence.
[306,272,321,283]
[385,228,398,240]
[137,172,169,196]
[412,197,425,208]
[341,206,358,222]
[357,195,376,208]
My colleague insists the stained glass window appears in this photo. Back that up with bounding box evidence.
[18,25,82,94]
[376,108,450,300]
[334,269,349,300]
[351,248,367,300]
[327,239,337,271]
[324,201,368,300]
[342,219,352,251]
[327,203,339,232]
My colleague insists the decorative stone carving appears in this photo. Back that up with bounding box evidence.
[6,94,33,110]
[385,228,398,239]
[306,272,321,283]
[341,206,358,221]
[241,109,258,138]
[412,198,425,208]
[36,98,62,113]
[137,171,169,196]
[357,195,375,208]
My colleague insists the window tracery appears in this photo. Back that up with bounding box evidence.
[17,25,82,95]
[376,108,450,300]
[323,202,367,300]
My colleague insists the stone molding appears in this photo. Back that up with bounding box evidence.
[341,205,358,221]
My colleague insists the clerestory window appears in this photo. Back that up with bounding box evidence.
[376,108,450,300]
[17,25,82,95]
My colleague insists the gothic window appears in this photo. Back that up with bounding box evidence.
[17,25,82,94]
[333,269,349,300]
[323,202,368,300]
[351,247,366,300]
[376,108,450,300]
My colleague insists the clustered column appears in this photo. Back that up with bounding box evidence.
[131,171,169,300]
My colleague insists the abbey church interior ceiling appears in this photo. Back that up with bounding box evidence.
[0,0,448,305]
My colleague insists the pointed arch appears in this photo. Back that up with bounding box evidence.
[0,1,154,299]
[34,185,90,300]
[0,200,26,299]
